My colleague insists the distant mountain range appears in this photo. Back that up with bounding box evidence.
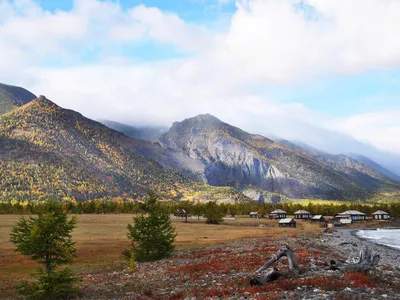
[1,83,399,202]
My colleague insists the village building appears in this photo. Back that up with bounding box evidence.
[310,215,325,223]
[293,210,312,219]
[269,209,287,219]
[372,210,391,220]
[249,212,264,218]
[174,209,187,218]
[279,218,296,228]
[335,210,366,221]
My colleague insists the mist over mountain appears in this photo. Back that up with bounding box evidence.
[99,120,167,142]
[346,153,400,182]
[230,114,400,178]
[277,139,400,183]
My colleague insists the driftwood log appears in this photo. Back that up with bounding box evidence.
[251,244,302,286]
[329,246,380,273]
[251,244,380,286]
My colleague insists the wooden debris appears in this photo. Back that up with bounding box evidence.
[251,244,380,286]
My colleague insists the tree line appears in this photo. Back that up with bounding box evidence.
[1,198,400,218]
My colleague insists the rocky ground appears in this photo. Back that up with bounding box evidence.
[78,229,400,300]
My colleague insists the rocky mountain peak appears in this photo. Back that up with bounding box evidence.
[170,113,223,131]
[35,95,56,107]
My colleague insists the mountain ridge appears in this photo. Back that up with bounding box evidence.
[157,114,400,200]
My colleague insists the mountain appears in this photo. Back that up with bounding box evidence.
[99,120,167,142]
[158,114,400,200]
[347,153,400,182]
[0,96,199,202]
[255,116,400,177]
[1,83,398,203]
[0,83,37,115]
[277,139,400,182]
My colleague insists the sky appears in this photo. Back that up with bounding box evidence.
[1,0,400,166]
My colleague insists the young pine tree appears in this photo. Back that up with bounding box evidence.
[124,191,177,262]
[9,201,79,299]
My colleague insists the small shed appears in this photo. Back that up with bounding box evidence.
[249,212,264,218]
[294,210,312,219]
[269,209,287,219]
[372,210,391,220]
[336,210,366,221]
[340,218,352,226]
[310,215,325,222]
[279,218,296,228]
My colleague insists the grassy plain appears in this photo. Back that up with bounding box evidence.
[0,214,317,286]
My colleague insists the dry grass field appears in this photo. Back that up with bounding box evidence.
[0,214,317,285]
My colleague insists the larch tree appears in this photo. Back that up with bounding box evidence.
[9,201,79,299]
[124,191,177,262]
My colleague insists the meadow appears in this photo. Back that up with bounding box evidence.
[0,215,315,284]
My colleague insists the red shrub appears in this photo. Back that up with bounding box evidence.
[344,273,375,289]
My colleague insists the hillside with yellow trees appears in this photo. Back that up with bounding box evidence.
[0,96,210,201]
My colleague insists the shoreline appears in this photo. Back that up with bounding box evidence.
[350,227,400,252]
[323,227,400,268]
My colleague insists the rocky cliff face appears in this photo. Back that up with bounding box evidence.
[158,114,400,200]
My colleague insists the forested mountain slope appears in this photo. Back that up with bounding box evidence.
[0,96,195,201]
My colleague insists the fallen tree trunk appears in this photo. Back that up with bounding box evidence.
[251,244,380,286]
[251,244,300,286]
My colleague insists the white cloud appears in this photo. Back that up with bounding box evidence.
[327,111,400,154]
[1,0,400,162]
[219,0,400,83]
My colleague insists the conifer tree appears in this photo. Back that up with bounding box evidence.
[9,201,79,299]
[203,201,225,224]
[124,191,177,262]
